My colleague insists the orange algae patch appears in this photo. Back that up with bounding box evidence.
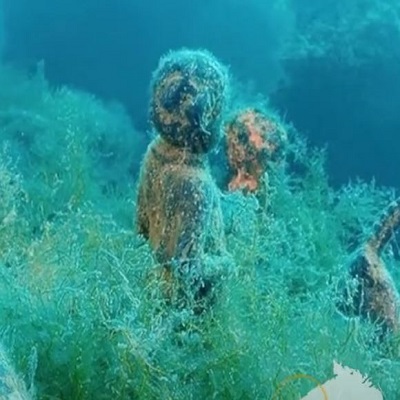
[225,108,287,193]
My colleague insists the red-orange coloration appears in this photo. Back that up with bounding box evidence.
[225,108,287,194]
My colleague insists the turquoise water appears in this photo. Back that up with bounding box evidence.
[0,1,399,399]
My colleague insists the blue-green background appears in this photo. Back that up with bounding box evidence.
[2,0,399,187]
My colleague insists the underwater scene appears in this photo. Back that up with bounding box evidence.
[0,0,400,399]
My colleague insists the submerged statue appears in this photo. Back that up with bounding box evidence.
[136,48,234,314]
[337,197,400,338]
[223,107,287,207]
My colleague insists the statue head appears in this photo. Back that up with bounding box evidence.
[150,48,230,154]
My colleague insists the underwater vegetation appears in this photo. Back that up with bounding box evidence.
[0,52,399,400]
[288,0,400,64]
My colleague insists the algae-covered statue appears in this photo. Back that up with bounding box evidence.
[337,197,400,338]
[223,107,287,207]
[136,48,234,314]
